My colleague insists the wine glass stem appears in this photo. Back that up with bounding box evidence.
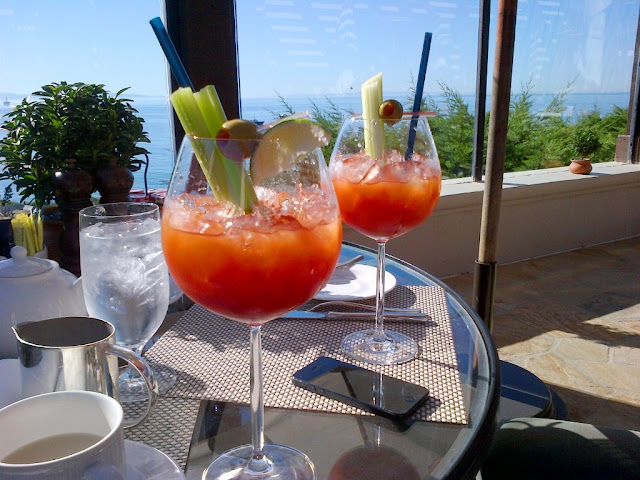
[374,241,387,343]
[248,325,271,474]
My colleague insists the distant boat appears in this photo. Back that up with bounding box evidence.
[2,97,9,107]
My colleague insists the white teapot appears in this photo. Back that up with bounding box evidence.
[0,246,87,358]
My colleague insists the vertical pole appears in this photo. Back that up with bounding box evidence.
[628,5,640,164]
[472,0,491,182]
[165,0,240,154]
[473,0,518,330]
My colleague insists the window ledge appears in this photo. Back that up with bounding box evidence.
[342,161,640,277]
[441,161,640,197]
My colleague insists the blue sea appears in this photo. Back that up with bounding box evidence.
[0,91,630,203]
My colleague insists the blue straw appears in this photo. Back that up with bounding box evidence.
[406,32,433,159]
[149,17,194,90]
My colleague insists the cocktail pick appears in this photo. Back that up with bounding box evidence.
[406,32,433,160]
[149,17,194,90]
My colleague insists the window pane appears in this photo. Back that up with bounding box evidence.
[237,1,640,175]
[0,0,173,204]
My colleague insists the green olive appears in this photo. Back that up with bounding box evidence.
[379,99,403,125]
[216,119,260,162]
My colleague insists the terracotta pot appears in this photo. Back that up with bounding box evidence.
[94,158,134,204]
[569,158,592,175]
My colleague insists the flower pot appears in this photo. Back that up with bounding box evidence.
[94,158,134,204]
[41,205,63,264]
[53,163,94,276]
[569,158,592,175]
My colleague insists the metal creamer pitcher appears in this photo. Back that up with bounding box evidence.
[13,316,158,428]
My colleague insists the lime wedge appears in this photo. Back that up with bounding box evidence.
[250,119,330,184]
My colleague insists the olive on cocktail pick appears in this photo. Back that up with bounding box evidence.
[215,119,260,162]
[379,99,404,125]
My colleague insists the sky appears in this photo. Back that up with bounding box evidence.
[1,0,639,100]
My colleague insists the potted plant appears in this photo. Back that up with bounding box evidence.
[569,127,600,175]
[0,81,150,274]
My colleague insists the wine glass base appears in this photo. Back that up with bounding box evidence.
[340,329,418,365]
[203,444,316,480]
[120,362,177,403]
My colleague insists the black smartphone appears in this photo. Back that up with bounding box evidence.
[292,356,429,420]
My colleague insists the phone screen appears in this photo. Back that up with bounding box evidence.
[292,357,429,419]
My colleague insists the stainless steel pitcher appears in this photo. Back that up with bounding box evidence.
[12,316,158,428]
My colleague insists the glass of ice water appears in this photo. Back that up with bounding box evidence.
[79,202,173,402]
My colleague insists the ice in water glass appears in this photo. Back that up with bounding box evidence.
[329,113,442,365]
[79,202,172,401]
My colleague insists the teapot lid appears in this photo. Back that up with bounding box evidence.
[0,245,54,278]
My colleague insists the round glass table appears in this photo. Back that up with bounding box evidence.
[177,241,501,480]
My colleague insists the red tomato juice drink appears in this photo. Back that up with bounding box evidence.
[329,150,442,241]
[162,187,342,325]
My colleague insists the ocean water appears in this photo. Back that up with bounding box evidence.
[0,91,630,203]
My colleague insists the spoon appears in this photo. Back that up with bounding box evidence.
[336,255,364,269]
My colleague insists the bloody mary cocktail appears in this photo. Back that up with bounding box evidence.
[162,188,342,325]
[330,150,441,241]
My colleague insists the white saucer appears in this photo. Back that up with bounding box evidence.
[0,358,22,409]
[314,263,397,301]
[125,439,185,480]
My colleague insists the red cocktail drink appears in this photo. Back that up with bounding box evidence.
[330,150,441,242]
[163,190,342,324]
[329,112,441,365]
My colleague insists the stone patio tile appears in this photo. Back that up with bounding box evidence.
[574,361,640,393]
[525,353,609,393]
[555,337,609,362]
[441,237,640,431]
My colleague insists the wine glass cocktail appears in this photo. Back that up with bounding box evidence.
[79,202,168,401]
[329,113,441,365]
[162,133,342,480]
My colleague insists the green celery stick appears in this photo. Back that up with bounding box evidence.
[171,87,256,212]
[194,85,227,136]
[361,72,384,160]
[171,87,210,137]
[170,87,233,201]
[194,86,256,212]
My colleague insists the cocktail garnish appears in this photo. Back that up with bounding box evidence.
[361,72,384,160]
[379,99,404,125]
[216,119,260,162]
[170,86,256,213]
[250,118,330,184]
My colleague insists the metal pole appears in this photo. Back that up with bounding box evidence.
[472,0,491,182]
[473,0,518,330]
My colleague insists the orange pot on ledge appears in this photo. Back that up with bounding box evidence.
[569,158,592,175]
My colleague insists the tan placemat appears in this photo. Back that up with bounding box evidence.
[148,285,467,425]
[124,396,201,470]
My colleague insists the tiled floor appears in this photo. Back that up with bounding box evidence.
[441,236,640,432]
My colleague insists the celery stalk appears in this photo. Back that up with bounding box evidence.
[170,87,256,212]
[170,87,210,137]
[361,72,384,160]
[170,88,232,200]
[194,85,227,135]
[195,86,257,211]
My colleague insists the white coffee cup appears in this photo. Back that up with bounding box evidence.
[0,390,125,479]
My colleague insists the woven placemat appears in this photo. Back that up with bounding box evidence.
[124,396,201,470]
[147,285,467,425]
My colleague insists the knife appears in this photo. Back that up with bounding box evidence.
[281,310,428,320]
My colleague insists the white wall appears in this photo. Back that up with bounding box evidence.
[342,162,640,278]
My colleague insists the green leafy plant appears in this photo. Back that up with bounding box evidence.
[572,127,601,159]
[0,81,150,207]
[263,78,628,178]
